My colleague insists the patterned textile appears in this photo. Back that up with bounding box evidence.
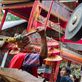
[22,53,40,67]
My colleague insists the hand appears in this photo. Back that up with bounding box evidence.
[17,35,30,49]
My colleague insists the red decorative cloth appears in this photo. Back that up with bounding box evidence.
[9,53,26,69]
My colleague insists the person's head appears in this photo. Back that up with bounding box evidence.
[60,66,71,77]
[22,44,35,53]
[17,36,35,53]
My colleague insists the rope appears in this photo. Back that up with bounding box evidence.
[56,0,62,55]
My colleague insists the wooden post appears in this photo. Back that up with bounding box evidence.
[0,10,8,30]
[1,51,9,67]
[49,61,61,82]
[27,0,39,32]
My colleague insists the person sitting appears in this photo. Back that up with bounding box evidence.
[9,27,48,77]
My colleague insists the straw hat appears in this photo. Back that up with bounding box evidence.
[44,55,62,66]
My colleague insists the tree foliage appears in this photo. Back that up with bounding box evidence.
[0,11,20,22]
[6,13,20,21]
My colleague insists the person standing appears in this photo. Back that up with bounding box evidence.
[9,27,48,77]
[60,66,73,82]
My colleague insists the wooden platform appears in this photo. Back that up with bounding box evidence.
[0,67,43,82]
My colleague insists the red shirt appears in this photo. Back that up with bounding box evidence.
[9,53,26,68]
[9,52,38,77]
